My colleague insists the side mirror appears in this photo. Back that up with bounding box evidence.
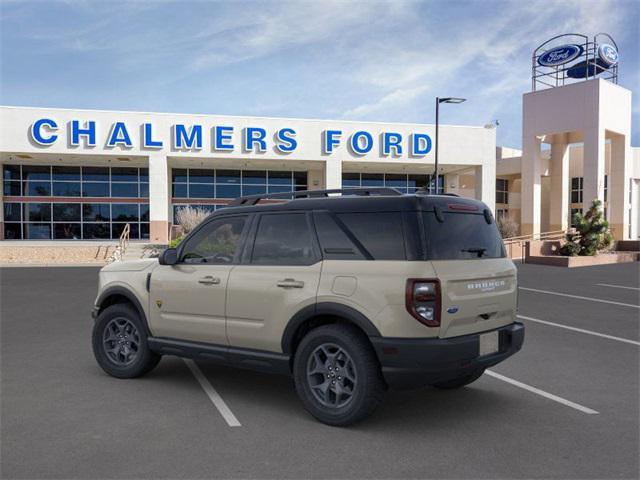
[158,248,178,265]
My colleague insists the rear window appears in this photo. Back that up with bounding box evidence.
[423,212,505,260]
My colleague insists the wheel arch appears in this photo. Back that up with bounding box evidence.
[95,286,151,335]
[281,302,381,356]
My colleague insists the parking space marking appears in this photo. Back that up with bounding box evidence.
[485,370,599,415]
[517,314,640,346]
[519,287,640,309]
[184,359,241,427]
[596,283,640,291]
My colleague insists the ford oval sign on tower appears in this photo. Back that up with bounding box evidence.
[537,44,583,67]
[598,43,618,66]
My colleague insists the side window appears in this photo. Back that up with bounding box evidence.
[336,212,406,260]
[313,212,365,260]
[251,213,317,265]
[180,216,247,264]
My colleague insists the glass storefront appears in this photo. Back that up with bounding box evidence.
[342,172,444,194]
[2,164,149,239]
[171,168,308,221]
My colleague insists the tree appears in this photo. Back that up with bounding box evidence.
[497,215,519,239]
[560,199,613,256]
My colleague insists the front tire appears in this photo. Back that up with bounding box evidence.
[92,303,161,378]
[293,324,385,426]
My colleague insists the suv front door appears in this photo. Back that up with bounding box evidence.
[149,214,248,345]
[226,212,321,352]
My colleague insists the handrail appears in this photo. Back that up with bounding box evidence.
[106,223,131,263]
[503,229,570,244]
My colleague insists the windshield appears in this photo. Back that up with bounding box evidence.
[423,211,506,260]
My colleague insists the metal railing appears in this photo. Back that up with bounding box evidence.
[106,223,131,263]
[503,229,572,261]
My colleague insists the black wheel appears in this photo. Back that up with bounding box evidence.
[431,369,485,389]
[293,324,385,426]
[92,303,161,378]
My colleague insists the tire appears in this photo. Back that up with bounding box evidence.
[92,303,161,379]
[293,324,385,426]
[431,369,485,389]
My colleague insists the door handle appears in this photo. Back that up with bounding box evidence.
[277,278,305,288]
[198,276,221,285]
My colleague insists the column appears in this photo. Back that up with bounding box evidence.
[521,135,543,236]
[582,126,606,211]
[549,134,570,232]
[474,162,495,213]
[148,153,170,243]
[324,159,342,190]
[306,169,324,191]
[0,169,4,240]
[609,134,631,240]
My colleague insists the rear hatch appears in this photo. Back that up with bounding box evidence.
[423,208,517,338]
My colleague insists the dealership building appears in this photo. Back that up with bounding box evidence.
[0,34,638,244]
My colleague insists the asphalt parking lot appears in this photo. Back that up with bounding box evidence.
[1,262,638,479]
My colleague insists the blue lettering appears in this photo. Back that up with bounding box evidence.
[350,131,373,155]
[383,132,403,156]
[244,127,267,152]
[214,126,234,151]
[411,133,432,156]
[143,123,163,148]
[323,130,342,154]
[30,118,58,145]
[107,122,132,148]
[71,120,96,147]
[275,128,297,153]
[173,124,203,149]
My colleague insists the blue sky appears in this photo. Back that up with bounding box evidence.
[1,0,638,148]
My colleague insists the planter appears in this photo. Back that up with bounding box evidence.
[525,251,639,268]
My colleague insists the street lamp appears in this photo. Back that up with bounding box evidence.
[434,97,466,193]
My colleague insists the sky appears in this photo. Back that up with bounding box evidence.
[1,0,638,148]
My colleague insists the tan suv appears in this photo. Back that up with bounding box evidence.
[91,188,524,426]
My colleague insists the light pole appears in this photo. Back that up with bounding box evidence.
[434,97,466,193]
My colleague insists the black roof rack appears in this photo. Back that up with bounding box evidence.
[227,187,403,207]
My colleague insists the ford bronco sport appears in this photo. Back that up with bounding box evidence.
[92,188,524,426]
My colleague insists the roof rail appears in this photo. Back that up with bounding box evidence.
[227,187,403,207]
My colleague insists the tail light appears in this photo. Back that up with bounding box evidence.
[406,279,441,327]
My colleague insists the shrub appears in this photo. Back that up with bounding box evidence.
[560,199,613,256]
[175,206,210,234]
[169,236,184,248]
[497,215,519,239]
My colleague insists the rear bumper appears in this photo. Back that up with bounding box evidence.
[370,322,524,390]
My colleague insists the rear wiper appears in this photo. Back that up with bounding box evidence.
[461,247,487,258]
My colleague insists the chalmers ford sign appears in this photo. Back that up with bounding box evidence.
[29,118,434,157]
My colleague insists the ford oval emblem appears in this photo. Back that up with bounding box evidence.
[598,43,618,66]
[538,44,583,67]
[447,306,459,314]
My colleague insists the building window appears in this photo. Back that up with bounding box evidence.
[341,172,444,194]
[604,175,608,203]
[496,179,508,204]
[570,177,583,203]
[496,208,509,220]
[570,208,583,228]
[171,168,307,200]
[2,164,149,240]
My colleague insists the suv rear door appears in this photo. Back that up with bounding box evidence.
[423,209,517,338]
[225,212,322,352]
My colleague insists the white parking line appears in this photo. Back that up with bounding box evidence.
[517,314,640,346]
[485,370,599,415]
[596,283,640,291]
[184,359,241,427]
[519,286,640,309]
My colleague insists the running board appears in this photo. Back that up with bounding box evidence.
[148,337,291,375]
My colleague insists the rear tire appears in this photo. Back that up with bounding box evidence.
[92,303,161,379]
[432,369,485,389]
[293,324,385,426]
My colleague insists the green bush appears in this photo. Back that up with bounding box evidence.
[560,199,613,256]
[169,236,184,249]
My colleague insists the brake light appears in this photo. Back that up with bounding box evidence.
[406,279,441,327]
[448,203,478,211]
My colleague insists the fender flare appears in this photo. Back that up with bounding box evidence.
[95,286,151,335]
[281,302,381,354]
